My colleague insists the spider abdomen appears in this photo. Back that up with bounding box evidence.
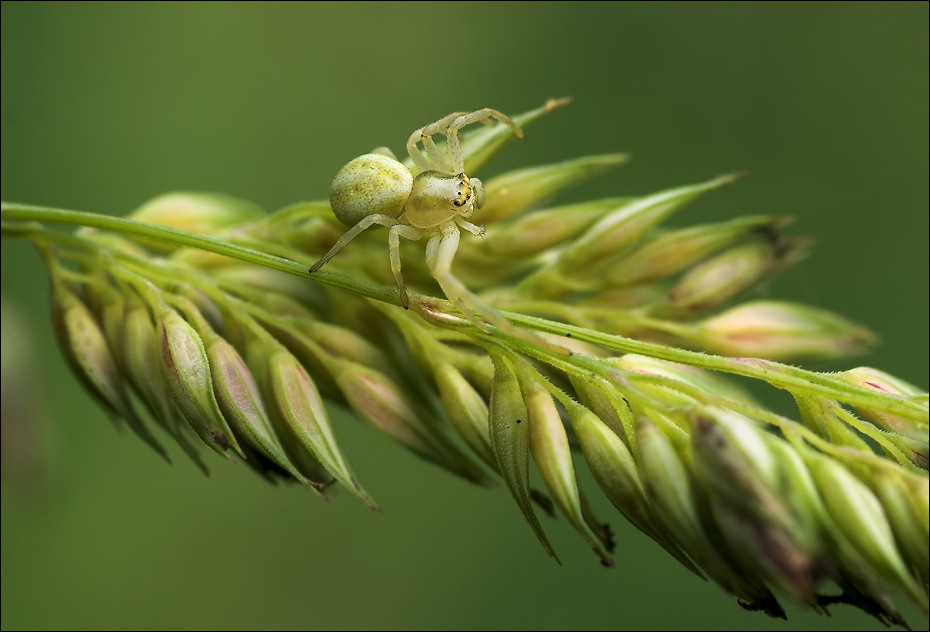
[329,153,413,227]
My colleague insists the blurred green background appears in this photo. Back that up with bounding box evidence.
[2,2,927,630]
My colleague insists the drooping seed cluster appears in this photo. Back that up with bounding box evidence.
[32,102,928,626]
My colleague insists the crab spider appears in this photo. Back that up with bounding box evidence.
[309,108,531,337]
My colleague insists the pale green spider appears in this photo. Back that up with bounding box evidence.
[309,108,528,336]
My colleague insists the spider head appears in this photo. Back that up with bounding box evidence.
[406,171,482,226]
[450,173,483,219]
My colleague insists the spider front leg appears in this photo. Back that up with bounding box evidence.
[448,108,525,138]
[425,224,492,332]
[428,222,536,339]
[443,109,524,173]
[427,221,569,354]
[407,112,466,173]
[406,108,524,174]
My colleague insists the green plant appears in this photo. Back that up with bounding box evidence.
[2,101,926,627]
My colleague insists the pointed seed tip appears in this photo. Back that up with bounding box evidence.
[546,96,573,109]
[306,482,331,501]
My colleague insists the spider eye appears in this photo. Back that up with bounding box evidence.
[452,174,471,208]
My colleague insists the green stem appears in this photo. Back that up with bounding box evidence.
[501,310,927,421]
[1,202,399,305]
[4,201,926,424]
